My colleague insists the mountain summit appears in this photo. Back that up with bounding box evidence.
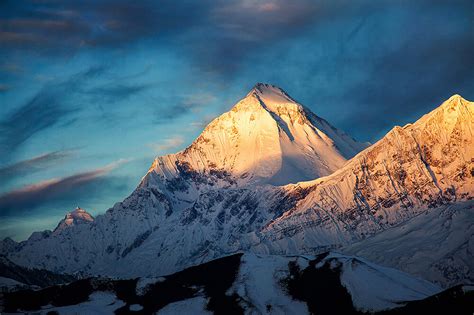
[144,83,366,187]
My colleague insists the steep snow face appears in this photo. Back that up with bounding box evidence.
[53,207,94,234]
[143,83,366,187]
[259,95,474,249]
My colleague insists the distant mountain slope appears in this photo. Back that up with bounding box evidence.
[257,95,473,256]
[1,252,443,314]
[344,201,474,287]
[0,256,76,289]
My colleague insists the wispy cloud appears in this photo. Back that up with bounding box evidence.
[0,65,150,158]
[0,0,206,54]
[87,83,151,102]
[0,159,129,216]
[0,89,78,155]
[0,149,76,187]
[153,92,216,123]
[148,136,185,155]
[1,62,23,74]
[0,84,11,92]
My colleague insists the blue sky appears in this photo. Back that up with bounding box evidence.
[1,0,473,240]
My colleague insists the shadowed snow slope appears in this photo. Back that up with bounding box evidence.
[344,201,474,288]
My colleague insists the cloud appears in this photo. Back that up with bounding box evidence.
[1,62,23,74]
[148,136,185,154]
[0,149,76,186]
[0,89,78,154]
[87,83,150,102]
[0,65,150,158]
[153,93,216,123]
[340,38,474,140]
[0,0,321,76]
[330,2,474,140]
[0,65,109,157]
[0,84,11,92]
[258,3,280,12]
[0,159,129,216]
[0,0,207,54]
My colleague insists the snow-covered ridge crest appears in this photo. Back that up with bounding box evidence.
[257,95,474,286]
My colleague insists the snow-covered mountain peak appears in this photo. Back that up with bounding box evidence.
[143,84,367,187]
[53,207,94,234]
[249,82,295,103]
[235,82,303,117]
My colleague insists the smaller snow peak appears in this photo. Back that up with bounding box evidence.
[68,207,93,221]
[53,207,94,234]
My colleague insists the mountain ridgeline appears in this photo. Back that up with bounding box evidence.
[1,85,473,289]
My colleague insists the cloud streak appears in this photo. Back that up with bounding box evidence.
[0,90,78,155]
[0,0,206,54]
[0,159,129,216]
[148,136,185,155]
[0,0,321,76]
[0,65,151,158]
[0,150,76,187]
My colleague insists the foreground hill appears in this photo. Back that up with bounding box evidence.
[1,252,447,314]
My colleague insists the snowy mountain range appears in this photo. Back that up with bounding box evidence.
[1,84,473,296]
